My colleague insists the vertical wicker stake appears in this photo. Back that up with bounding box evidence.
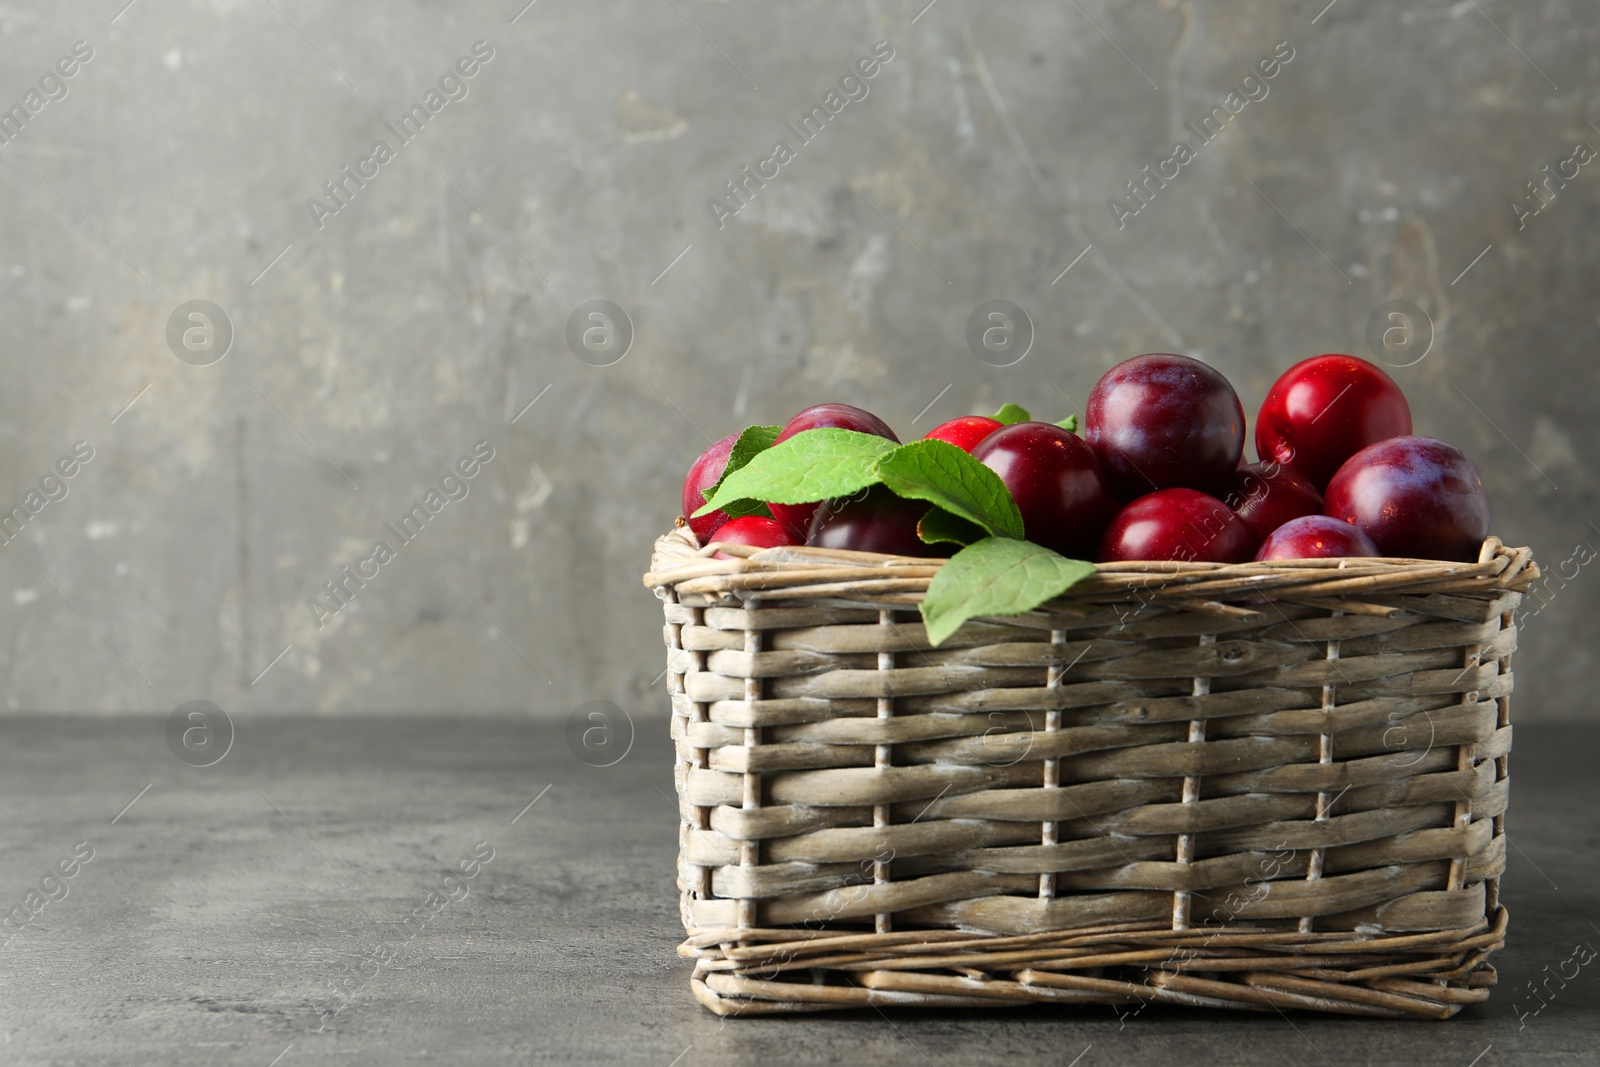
[666,588,713,909]
[1488,607,1514,916]
[874,609,895,935]
[738,600,763,931]
[1172,633,1215,930]
[1447,638,1483,893]
[1039,627,1068,902]
[1299,625,1342,934]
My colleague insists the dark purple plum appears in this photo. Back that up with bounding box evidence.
[1224,462,1324,543]
[806,487,939,557]
[1085,354,1245,499]
[682,432,740,543]
[1255,515,1379,561]
[1323,436,1489,562]
[1097,488,1257,564]
[970,422,1111,557]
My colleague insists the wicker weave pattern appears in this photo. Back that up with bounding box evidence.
[645,531,1537,1017]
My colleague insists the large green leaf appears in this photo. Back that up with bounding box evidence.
[695,427,898,517]
[876,439,1024,540]
[917,508,986,547]
[701,424,781,519]
[919,537,1095,646]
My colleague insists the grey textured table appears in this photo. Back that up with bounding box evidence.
[2,716,1595,1066]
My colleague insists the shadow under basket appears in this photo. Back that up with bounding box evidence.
[643,530,1539,1018]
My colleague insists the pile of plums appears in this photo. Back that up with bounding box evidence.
[681,353,1492,564]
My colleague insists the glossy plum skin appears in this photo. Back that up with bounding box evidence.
[806,486,940,558]
[1097,488,1258,564]
[1256,354,1412,489]
[682,432,740,542]
[1255,515,1379,561]
[1224,462,1324,543]
[708,515,795,559]
[924,415,1003,453]
[970,422,1112,557]
[1323,435,1489,562]
[769,404,900,540]
[1085,354,1246,499]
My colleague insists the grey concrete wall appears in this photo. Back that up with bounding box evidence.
[0,0,1593,719]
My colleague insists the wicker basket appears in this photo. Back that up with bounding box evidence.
[644,528,1538,1018]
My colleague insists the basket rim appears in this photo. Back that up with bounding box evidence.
[644,527,1537,611]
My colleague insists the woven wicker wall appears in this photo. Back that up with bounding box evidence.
[648,531,1537,1015]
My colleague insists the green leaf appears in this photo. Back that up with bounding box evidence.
[701,424,781,518]
[719,498,774,520]
[1055,414,1079,433]
[875,439,1025,540]
[992,402,1031,425]
[917,508,985,547]
[919,537,1096,646]
[695,427,898,517]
